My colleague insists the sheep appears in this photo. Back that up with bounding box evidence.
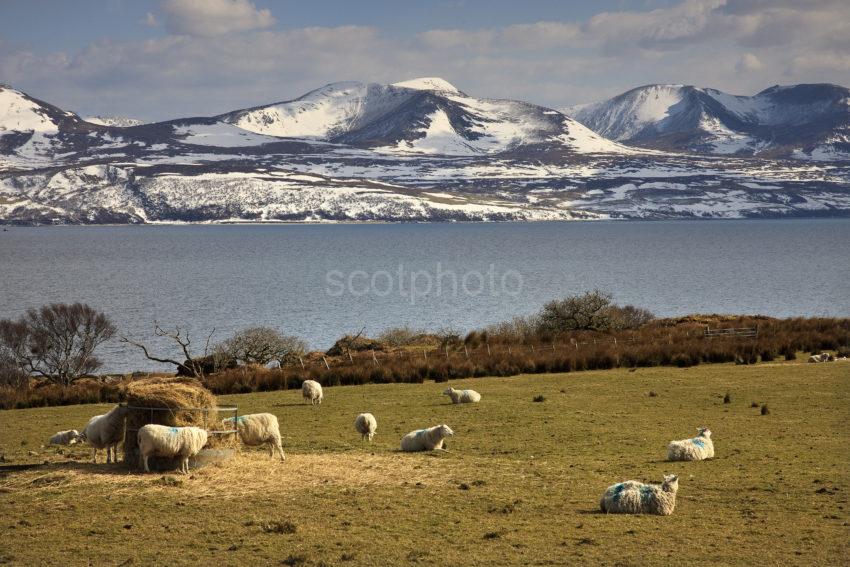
[79,405,128,463]
[222,413,285,460]
[48,430,80,446]
[600,474,679,515]
[809,352,833,363]
[137,424,208,474]
[667,427,714,461]
[354,413,377,441]
[302,379,323,405]
[400,424,453,452]
[443,387,481,404]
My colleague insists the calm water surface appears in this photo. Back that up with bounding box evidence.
[0,219,847,372]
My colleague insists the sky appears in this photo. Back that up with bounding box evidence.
[1,0,848,121]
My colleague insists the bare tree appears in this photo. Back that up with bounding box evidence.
[120,323,215,379]
[217,327,306,365]
[537,290,615,335]
[0,303,116,386]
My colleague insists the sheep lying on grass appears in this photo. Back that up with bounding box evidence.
[808,352,832,363]
[600,474,679,515]
[223,413,285,460]
[354,413,377,441]
[400,424,453,452]
[80,405,128,463]
[667,427,714,461]
[49,430,80,445]
[302,380,323,405]
[138,424,208,474]
[443,387,481,404]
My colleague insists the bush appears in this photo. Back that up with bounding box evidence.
[0,302,115,386]
[217,327,306,365]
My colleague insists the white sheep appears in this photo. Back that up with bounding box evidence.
[222,413,285,460]
[79,405,128,463]
[48,430,80,445]
[667,427,714,461]
[600,474,679,515]
[302,380,323,405]
[443,387,481,404]
[137,424,208,474]
[400,424,453,452]
[354,413,377,441]
[808,354,823,363]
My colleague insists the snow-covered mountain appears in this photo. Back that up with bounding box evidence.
[216,77,628,156]
[85,116,144,127]
[1,79,849,224]
[564,83,850,159]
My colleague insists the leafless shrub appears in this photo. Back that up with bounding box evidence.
[217,326,306,365]
[0,303,115,386]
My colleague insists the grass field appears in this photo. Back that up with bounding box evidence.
[0,361,848,566]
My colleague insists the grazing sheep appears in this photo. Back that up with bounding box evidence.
[49,430,80,446]
[222,413,285,460]
[137,424,208,474]
[302,380,323,405]
[354,413,377,441]
[79,405,128,463]
[400,424,453,452]
[667,427,715,461]
[600,474,679,515]
[808,354,823,363]
[443,387,481,404]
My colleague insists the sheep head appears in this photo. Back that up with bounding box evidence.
[439,424,454,437]
[662,474,679,492]
[442,388,455,395]
[697,427,712,438]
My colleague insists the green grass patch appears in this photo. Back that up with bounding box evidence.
[0,362,848,565]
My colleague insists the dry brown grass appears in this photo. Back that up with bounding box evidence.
[0,451,454,501]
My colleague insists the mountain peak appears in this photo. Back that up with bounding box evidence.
[392,77,463,95]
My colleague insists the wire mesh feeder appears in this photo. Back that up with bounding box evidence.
[121,376,238,472]
[123,404,239,472]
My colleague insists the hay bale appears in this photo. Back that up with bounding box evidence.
[122,377,230,471]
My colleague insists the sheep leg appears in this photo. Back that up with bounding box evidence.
[143,455,150,473]
[92,448,98,463]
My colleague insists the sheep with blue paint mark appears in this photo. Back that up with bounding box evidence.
[667,427,714,461]
[79,405,128,463]
[137,424,208,474]
[600,474,679,515]
[302,380,323,405]
[400,424,453,452]
[222,413,285,460]
[443,387,481,404]
[354,413,377,441]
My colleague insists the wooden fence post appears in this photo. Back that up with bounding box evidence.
[322,356,330,370]
[486,343,491,356]
[464,344,469,358]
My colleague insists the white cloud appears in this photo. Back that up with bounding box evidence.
[736,52,763,73]
[1,0,847,119]
[142,12,159,27]
[161,0,275,37]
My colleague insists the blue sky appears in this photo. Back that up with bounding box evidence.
[1,0,847,120]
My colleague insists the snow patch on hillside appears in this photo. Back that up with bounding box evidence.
[0,87,60,133]
[173,123,281,147]
[393,77,461,95]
